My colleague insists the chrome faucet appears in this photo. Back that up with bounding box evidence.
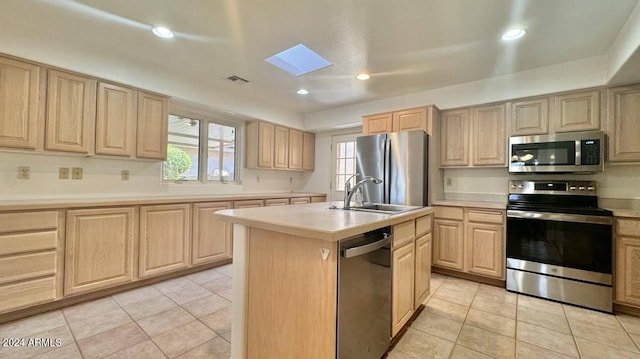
[343,174,383,210]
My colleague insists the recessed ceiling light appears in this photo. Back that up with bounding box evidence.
[296,89,309,95]
[356,73,371,81]
[152,26,174,38]
[502,28,526,41]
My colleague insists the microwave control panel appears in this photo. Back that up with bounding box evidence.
[581,139,600,165]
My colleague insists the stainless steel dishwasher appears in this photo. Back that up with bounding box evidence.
[337,226,392,359]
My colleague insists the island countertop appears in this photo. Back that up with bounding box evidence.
[214,202,434,241]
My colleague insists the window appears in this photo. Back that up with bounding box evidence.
[330,133,359,200]
[163,114,238,183]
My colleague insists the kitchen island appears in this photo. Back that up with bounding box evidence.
[214,202,434,359]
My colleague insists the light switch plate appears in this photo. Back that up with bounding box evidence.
[72,167,83,180]
[59,167,69,179]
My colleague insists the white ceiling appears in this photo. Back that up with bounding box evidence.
[1,0,639,115]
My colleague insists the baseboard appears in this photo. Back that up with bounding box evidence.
[614,302,640,317]
[432,266,505,287]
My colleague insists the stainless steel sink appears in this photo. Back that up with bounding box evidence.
[340,203,423,214]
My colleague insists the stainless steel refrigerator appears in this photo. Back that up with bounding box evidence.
[356,130,429,206]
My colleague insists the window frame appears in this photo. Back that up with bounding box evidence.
[164,104,242,185]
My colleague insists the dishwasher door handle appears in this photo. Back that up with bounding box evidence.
[341,235,391,258]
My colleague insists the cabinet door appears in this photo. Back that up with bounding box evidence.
[466,222,504,279]
[136,91,168,159]
[192,202,232,266]
[289,128,303,170]
[139,204,190,278]
[471,104,506,166]
[0,57,43,150]
[606,85,640,162]
[433,219,464,270]
[509,97,549,136]
[392,107,427,132]
[274,125,289,169]
[440,109,470,166]
[616,237,640,306]
[65,207,136,295]
[96,82,136,156]
[302,132,315,171]
[552,90,600,133]
[362,112,393,135]
[258,121,275,167]
[392,242,415,337]
[414,233,432,308]
[45,69,96,153]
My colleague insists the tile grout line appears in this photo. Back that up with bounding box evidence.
[448,277,479,359]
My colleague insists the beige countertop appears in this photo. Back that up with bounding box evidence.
[214,202,434,242]
[606,208,640,218]
[431,200,506,210]
[0,192,326,211]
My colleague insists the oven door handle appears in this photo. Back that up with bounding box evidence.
[507,210,612,225]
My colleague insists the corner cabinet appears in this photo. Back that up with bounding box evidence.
[605,85,640,162]
[0,56,45,150]
[192,202,233,266]
[245,120,315,171]
[136,92,168,160]
[615,217,640,307]
[139,204,191,278]
[45,69,97,154]
[65,207,137,295]
[391,213,433,337]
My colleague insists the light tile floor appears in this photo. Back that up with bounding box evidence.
[2,267,640,359]
[0,264,233,359]
[389,273,640,359]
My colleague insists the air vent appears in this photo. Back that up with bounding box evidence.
[224,75,250,85]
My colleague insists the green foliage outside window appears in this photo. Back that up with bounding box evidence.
[163,145,192,180]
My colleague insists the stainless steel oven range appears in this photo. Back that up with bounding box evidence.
[506,180,613,312]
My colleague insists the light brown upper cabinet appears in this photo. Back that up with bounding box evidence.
[471,104,507,166]
[302,131,315,171]
[95,82,136,157]
[440,109,470,166]
[45,69,97,154]
[552,90,600,133]
[289,129,303,170]
[136,92,168,160]
[0,56,44,150]
[246,120,315,171]
[605,85,640,162]
[362,112,393,135]
[65,207,137,295]
[139,204,191,278]
[362,106,439,136]
[508,97,549,136]
[274,125,289,169]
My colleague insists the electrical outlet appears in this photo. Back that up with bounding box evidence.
[256,176,261,183]
[72,167,83,180]
[59,167,69,179]
[289,177,293,184]
[446,177,453,186]
[18,166,30,179]
[121,170,130,181]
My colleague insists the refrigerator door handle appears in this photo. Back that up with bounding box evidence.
[384,137,390,204]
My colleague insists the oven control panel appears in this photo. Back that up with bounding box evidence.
[509,180,597,195]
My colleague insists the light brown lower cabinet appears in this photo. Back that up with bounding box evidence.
[65,207,137,295]
[615,217,640,307]
[392,241,415,336]
[139,204,191,278]
[265,198,290,206]
[432,206,505,280]
[234,199,264,209]
[290,197,310,205]
[414,233,432,306]
[192,202,233,266]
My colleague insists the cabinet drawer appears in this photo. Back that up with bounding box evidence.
[393,220,415,248]
[265,198,290,206]
[617,218,640,237]
[234,200,264,208]
[0,231,58,256]
[415,215,433,237]
[434,206,464,221]
[0,211,59,233]
[0,277,56,313]
[290,197,310,205]
[467,209,505,224]
[0,252,56,285]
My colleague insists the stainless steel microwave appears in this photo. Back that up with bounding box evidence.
[509,131,604,173]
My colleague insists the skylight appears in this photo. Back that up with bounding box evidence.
[265,44,332,76]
